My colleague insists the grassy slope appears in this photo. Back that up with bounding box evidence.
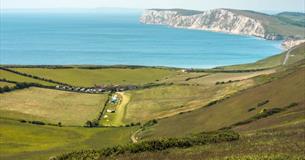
[139,64,305,139]
[11,68,177,87]
[220,43,305,70]
[0,70,57,86]
[228,9,305,38]
[123,81,253,124]
[276,12,305,27]
[0,81,15,87]
[0,119,137,160]
[0,87,108,126]
[114,107,305,160]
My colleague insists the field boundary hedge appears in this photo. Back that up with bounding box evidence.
[52,130,239,160]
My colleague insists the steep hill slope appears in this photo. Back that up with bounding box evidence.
[138,61,305,139]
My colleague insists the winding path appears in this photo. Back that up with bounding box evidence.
[131,128,141,143]
[283,47,295,65]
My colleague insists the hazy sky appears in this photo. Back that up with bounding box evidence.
[1,0,304,12]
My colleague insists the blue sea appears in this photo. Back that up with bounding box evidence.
[0,10,282,68]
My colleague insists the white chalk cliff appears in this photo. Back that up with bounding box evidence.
[140,9,278,40]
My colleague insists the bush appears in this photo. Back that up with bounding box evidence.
[257,100,269,107]
[84,120,99,128]
[98,130,239,157]
[54,130,240,160]
[19,119,27,123]
[142,119,158,129]
[248,107,256,112]
[30,121,45,125]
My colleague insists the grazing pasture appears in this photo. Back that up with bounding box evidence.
[0,87,108,126]
[123,81,253,123]
[11,68,178,87]
[0,119,137,160]
[140,66,305,139]
[0,70,56,86]
[0,81,15,87]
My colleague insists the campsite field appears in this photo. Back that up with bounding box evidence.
[0,87,108,126]
[11,68,178,87]
[100,92,131,127]
[0,119,137,160]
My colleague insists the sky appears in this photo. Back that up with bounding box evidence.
[1,0,304,12]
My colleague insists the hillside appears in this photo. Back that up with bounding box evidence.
[138,62,305,138]
[140,8,305,40]
[276,12,305,27]
[0,41,304,160]
[32,43,304,160]
[218,42,305,70]
[50,60,305,160]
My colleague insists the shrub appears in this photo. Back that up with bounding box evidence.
[53,131,239,160]
[248,107,256,112]
[84,120,99,128]
[98,130,239,157]
[19,120,27,123]
[257,100,269,107]
[30,121,45,125]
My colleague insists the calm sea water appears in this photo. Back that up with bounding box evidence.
[0,10,282,68]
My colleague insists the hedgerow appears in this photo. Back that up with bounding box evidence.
[53,130,239,160]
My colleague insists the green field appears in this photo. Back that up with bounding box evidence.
[123,81,253,124]
[0,81,16,87]
[11,68,178,87]
[220,43,305,70]
[0,119,137,160]
[139,65,305,139]
[0,87,108,126]
[0,70,57,86]
[113,110,305,160]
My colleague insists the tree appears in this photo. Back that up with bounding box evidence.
[85,121,93,127]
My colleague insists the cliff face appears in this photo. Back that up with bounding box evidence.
[140,9,277,40]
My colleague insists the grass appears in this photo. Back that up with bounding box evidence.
[108,104,305,160]
[139,65,305,139]
[0,119,137,160]
[54,130,239,160]
[10,68,178,87]
[219,43,305,71]
[100,92,130,127]
[0,70,56,86]
[57,103,305,160]
[0,87,108,126]
[0,81,15,87]
[123,81,253,124]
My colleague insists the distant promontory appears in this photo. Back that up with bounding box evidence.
[140,8,305,42]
